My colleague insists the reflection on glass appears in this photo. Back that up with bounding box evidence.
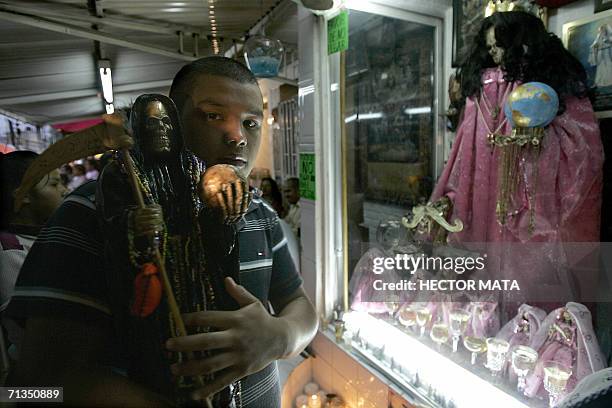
[343,9,436,284]
[511,346,538,395]
[543,361,572,408]
[463,336,487,365]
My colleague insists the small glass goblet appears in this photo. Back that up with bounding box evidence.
[463,336,487,365]
[449,308,471,353]
[485,338,510,377]
[415,306,432,337]
[384,295,401,321]
[511,345,538,395]
[398,305,417,332]
[543,360,572,408]
[430,321,449,352]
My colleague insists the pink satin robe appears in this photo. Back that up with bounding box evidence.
[431,67,604,319]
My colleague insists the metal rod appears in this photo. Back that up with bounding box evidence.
[340,50,349,312]
[178,31,184,54]
[0,10,196,61]
[193,33,199,57]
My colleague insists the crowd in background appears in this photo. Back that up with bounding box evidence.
[60,156,103,191]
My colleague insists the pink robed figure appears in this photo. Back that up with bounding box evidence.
[524,302,606,400]
[430,67,604,321]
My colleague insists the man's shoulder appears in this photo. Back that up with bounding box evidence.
[242,189,279,221]
[63,180,98,209]
[239,196,279,235]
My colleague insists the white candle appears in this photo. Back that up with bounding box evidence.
[295,394,309,408]
[304,382,319,396]
[316,391,327,405]
[308,394,322,408]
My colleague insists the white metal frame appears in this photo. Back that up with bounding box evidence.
[312,0,447,318]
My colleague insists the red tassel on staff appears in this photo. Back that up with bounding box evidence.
[131,262,162,317]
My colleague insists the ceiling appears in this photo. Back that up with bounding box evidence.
[0,0,298,125]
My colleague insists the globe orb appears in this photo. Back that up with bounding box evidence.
[504,82,559,128]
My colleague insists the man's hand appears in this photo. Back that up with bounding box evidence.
[199,165,251,224]
[101,113,134,150]
[165,277,288,400]
[132,204,164,237]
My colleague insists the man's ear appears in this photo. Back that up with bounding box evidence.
[169,90,190,118]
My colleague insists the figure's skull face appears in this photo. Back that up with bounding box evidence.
[144,101,173,154]
[486,26,504,66]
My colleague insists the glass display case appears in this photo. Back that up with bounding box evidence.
[319,2,610,408]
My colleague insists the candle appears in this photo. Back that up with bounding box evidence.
[308,394,322,408]
[304,382,319,397]
[295,394,308,408]
[316,390,327,405]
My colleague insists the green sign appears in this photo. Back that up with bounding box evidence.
[299,153,316,200]
[327,10,348,55]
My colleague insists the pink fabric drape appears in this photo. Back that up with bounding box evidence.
[525,302,606,399]
[431,67,604,320]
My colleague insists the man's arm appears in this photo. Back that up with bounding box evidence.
[8,316,172,407]
[269,285,318,359]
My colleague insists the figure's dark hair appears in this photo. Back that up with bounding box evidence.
[457,11,588,113]
[0,150,38,228]
[170,56,258,114]
[126,94,198,234]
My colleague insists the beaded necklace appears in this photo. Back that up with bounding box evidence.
[124,152,241,407]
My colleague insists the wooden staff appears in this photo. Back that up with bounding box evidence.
[121,148,213,408]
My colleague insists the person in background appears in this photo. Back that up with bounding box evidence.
[0,151,67,362]
[261,177,285,217]
[84,158,100,180]
[59,164,72,188]
[67,163,87,191]
[283,177,300,238]
[260,177,300,272]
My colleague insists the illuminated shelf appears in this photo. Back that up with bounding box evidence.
[339,311,545,408]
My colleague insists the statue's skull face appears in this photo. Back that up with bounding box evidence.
[144,101,173,154]
[486,26,504,66]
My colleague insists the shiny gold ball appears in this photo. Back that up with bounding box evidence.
[199,164,242,210]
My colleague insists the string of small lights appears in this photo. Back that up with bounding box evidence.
[208,0,219,54]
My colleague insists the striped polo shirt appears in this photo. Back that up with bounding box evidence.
[6,180,302,407]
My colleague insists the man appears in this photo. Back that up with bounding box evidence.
[7,57,318,407]
[282,177,300,238]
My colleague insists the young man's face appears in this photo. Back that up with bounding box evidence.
[179,74,263,179]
